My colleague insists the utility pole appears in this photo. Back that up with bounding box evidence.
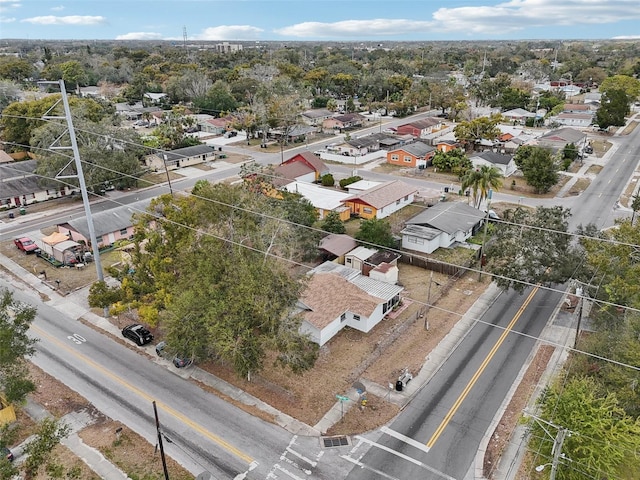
[573,286,583,348]
[153,401,170,480]
[40,79,104,284]
[478,189,493,281]
[550,428,568,480]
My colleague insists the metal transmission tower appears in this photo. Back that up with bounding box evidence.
[183,26,187,49]
[39,79,105,284]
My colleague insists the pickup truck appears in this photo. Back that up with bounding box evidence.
[14,237,40,254]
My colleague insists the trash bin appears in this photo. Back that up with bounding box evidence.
[395,380,404,392]
[19,207,26,215]
[8,212,14,219]
[218,147,222,152]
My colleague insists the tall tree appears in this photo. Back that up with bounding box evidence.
[460,165,503,209]
[321,211,346,234]
[595,88,630,129]
[355,218,396,248]
[529,376,640,480]
[513,145,559,193]
[599,74,640,101]
[485,206,580,292]
[0,288,37,404]
[453,114,503,151]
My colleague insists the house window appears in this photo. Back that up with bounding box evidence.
[407,236,417,244]
[340,312,347,322]
[404,195,409,201]
[391,154,399,161]
[363,207,372,214]
[383,303,388,314]
[396,200,400,205]
[353,314,360,321]
[346,257,352,264]
[119,228,128,235]
[404,156,412,163]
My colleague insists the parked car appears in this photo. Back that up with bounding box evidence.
[155,341,193,368]
[122,324,153,346]
[14,237,40,254]
[382,127,397,134]
[1,446,13,462]
[584,145,593,154]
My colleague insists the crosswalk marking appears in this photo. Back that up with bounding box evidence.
[380,426,431,453]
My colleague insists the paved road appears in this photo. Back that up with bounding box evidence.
[0,277,353,479]
[342,123,640,479]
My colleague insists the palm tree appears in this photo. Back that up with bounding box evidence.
[461,165,504,209]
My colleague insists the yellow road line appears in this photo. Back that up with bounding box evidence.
[426,286,539,449]
[33,324,254,464]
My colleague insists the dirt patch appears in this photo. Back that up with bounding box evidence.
[620,120,639,136]
[483,345,554,479]
[23,364,192,480]
[563,177,592,197]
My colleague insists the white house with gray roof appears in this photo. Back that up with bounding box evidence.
[144,145,217,171]
[469,151,517,177]
[401,201,485,254]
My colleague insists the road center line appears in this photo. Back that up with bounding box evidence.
[32,324,254,464]
[425,286,539,449]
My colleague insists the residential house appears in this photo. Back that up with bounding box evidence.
[143,92,168,106]
[341,180,417,219]
[270,124,318,143]
[200,115,236,135]
[144,145,217,171]
[281,181,352,220]
[469,151,517,177]
[322,113,365,131]
[274,152,330,185]
[395,117,443,138]
[215,42,243,53]
[345,180,382,194]
[501,108,536,124]
[401,202,485,254]
[345,246,377,273]
[387,141,436,168]
[583,92,602,105]
[318,234,358,263]
[537,127,587,153]
[435,139,460,152]
[57,200,150,249]
[549,112,594,128]
[301,108,333,126]
[297,262,403,346]
[364,250,401,284]
[0,159,77,209]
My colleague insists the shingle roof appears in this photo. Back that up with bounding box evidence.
[63,200,150,238]
[398,117,441,129]
[342,180,418,209]
[406,202,485,235]
[389,141,435,157]
[472,151,513,165]
[538,127,586,144]
[160,145,216,162]
[319,234,358,257]
[400,224,443,240]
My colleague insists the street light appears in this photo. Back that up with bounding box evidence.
[535,463,551,472]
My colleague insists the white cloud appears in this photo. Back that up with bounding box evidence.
[275,19,433,38]
[432,0,640,35]
[21,15,106,26]
[50,5,64,12]
[276,1,640,38]
[0,16,15,23]
[191,25,264,40]
[116,31,163,40]
[612,34,640,39]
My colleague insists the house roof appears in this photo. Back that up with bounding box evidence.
[563,103,589,111]
[555,113,593,120]
[350,274,404,300]
[273,162,314,186]
[389,141,435,157]
[501,108,536,118]
[347,180,382,192]
[471,151,514,165]
[538,127,586,144]
[398,117,441,130]
[158,145,216,163]
[346,246,377,261]
[319,234,358,257]
[287,151,329,174]
[406,202,485,235]
[332,113,365,123]
[310,261,361,280]
[400,224,443,241]
[281,181,352,211]
[0,151,14,164]
[343,180,418,209]
[0,159,37,180]
[63,200,150,238]
[300,273,386,329]
[366,250,401,266]
[301,108,332,119]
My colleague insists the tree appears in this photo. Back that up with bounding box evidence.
[193,80,238,115]
[485,206,581,292]
[453,114,502,151]
[596,88,630,129]
[460,165,503,209]
[23,418,70,480]
[529,376,640,480]
[321,173,334,187]
[599,74,640,101]
[0,56,35,83]
[321,211,346,234]
[355,218,396,248]
[0,288,37,404]
[631,193,640,225]
[495,87,530,111]
[0,80,21,112]
[513,145,559,193]
[431,149,472,176]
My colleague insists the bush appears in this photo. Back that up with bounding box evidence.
[339,176,362,189]
[321,174,335,187]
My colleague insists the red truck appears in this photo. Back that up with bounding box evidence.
[14,237,40,254]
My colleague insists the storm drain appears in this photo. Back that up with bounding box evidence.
[322,436,350,448]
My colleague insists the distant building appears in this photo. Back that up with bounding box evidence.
[215,42,243,53]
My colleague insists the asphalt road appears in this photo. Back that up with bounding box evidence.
[0,277,354,479]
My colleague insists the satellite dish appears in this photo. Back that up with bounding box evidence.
[196,473,212,480]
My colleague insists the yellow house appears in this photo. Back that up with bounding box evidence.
[341,180,418,220]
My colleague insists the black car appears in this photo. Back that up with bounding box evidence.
[1,446,13,462]
[122,324,154,346]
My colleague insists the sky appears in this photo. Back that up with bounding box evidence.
[0,0,639,42]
